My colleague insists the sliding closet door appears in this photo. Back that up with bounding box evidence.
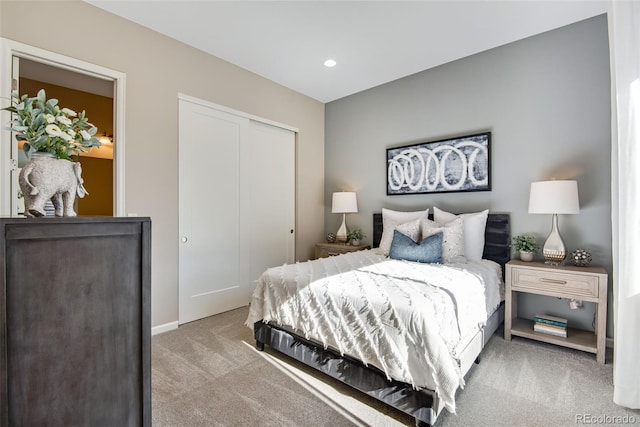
[178,96,296,324]
[178,99,247,324]
[240,121,295,297]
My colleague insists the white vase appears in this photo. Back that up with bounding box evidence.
[351,239,360,246]
[29,151,55,160]
[519,251,534,262]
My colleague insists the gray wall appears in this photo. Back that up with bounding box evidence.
[325,15,612,336]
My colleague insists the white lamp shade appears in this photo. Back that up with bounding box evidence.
[331,192,358,213]
[528,180,579,214]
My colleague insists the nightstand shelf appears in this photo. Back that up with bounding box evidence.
[314,242,370,259]
[510,317,598,354]
[505,260,608,364]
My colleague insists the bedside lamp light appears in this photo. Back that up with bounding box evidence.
[528,180,579,264]
[332,192,358,243]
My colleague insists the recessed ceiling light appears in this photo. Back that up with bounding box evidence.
[324,59,337,68]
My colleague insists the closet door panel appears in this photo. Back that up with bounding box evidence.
[178,99,246,324]
[240,121,295,298]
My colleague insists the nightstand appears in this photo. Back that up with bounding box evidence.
[314,242,370,259]
[504,259,608,364]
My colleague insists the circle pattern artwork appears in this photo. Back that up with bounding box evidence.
[387,134,490,194]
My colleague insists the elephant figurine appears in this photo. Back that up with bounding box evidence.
[19,157,88,217]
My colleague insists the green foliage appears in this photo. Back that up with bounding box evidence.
[347,229,365,241]
[2,89,100,160]
[512,235,539,253]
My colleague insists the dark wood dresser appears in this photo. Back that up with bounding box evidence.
[0,217,151,427]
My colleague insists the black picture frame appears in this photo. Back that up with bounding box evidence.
[386,132,491,195]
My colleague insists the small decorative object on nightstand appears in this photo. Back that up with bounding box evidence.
[569,249,592,267]
[326,233,336,243]
[504,259,608,364]
[512,235,539,262]
[347,229,365,246]
[315,242,370,259]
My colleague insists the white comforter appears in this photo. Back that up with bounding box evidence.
[246,249,503,413]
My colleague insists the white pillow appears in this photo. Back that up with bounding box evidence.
[433,207,489,262]
[395,218,422,242]
[421,217,465,263]
[379,208,429,255]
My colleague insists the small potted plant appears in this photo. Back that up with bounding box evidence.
[512,235,539,262]
[347,229,365,246]
[3,89,101,160]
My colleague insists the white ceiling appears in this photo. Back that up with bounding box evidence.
[86,1,608,103]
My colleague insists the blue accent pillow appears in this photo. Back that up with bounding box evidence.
[389,230,443,264]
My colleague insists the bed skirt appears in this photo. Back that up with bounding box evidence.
[254,303,504,427]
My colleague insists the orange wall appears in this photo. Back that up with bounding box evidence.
[19,78,113,136]
[76,157,113,215]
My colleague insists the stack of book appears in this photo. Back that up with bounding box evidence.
[533,314,567,337]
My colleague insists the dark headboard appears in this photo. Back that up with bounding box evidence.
[372,212,511,271]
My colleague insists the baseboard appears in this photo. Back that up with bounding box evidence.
[152,321,179,335]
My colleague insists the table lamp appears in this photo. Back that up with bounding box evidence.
[332,192,358,243]
[528,180,579,264]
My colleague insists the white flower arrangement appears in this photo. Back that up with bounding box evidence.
[2,89,100,160]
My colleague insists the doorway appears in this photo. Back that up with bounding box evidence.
[18,59,114,215]
[0,38,126,217]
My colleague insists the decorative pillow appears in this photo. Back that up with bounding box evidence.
[379,208,429,256]
[389,230,443,264]
[395,218,422,242]
[433,207,489,262]
[420,217,465,263]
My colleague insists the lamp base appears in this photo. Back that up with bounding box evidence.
[542,250,566,265]
[542,213,567,265]
[336,213,349,243]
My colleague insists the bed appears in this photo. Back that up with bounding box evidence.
[247,211,510,426]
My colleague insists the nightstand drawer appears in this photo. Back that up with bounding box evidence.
[511,268,598,298]
[314,242,370,259]
[317,247,347,257]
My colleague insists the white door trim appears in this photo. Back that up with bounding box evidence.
[0,38,126,216]
[177,92,299,133]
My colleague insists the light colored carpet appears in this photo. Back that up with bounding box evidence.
[152,306,639,426]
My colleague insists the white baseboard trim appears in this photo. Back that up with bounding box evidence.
[606,337,614,349]
[152,321,179,336]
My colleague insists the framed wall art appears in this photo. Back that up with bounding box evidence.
[386,132,491,195]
